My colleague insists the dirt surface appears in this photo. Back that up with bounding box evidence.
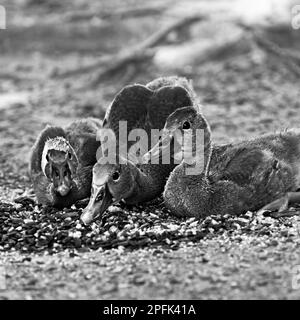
[1,0,300,299]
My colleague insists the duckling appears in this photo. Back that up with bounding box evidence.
[80,76,196,224]
[144,106,300,218]
[102,76,196,150]
[29,118,102,208]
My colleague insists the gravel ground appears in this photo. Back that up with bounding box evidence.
[1,0,300,299]
[1,226,300,299]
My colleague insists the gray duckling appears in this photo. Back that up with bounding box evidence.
[80,76,197,224]
[145,105,300,218]
[29,118,102,208]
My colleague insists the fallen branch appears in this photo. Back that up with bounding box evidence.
[64,5,168,22]
[58,13,206,80]
[255,36,300,77]
[237,22,300,77]
[134,13,206,50]
[0,72,36,82]
[89,49,155,86]
[89,13,206,86]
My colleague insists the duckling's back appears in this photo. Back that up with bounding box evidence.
[209,129,300,212]
[167,128,300,218]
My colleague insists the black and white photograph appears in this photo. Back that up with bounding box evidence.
[0,0,300,304]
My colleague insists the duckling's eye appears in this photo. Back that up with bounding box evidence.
[68,152,72,160]
[112,171,120,181]
[182,121,191,130]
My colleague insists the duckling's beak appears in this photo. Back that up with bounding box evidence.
[51,164,73,197]
[80,184,113,225]
[143,130,174,164]
[57,183,70,197]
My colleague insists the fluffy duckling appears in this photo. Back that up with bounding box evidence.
[145,106,300,218]
[29,118,102,208]
[80,76,196,224]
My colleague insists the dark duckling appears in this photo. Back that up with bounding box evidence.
[29,118,102,208]
[145,106,300,218]
[80,76,197,224]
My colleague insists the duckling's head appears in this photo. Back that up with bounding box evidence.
[80,160,136,225]
[145,106,211,171]
[164,105,210,138]
[42,137,78,197]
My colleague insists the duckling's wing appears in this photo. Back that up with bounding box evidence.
[65,118,102,136]
[31,171,54,205]
[103,80,194,165]
[210,147,266,186]
[103,84,153,135]
[146,76,197,103]
[65,119,102,167]
[147,85,193,131]
[146,77,196,128]
[104,81,194,135]
[211,145,295,204]
[29,125,66,175]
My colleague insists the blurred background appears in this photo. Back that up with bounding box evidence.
[0,0,300,198]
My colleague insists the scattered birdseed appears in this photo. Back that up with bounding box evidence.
[0,198,299,254]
